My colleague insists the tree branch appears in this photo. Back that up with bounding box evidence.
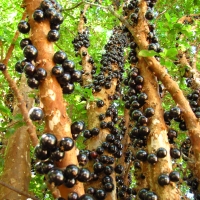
[0,180,39,200]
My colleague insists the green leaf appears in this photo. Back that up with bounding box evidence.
[166,48,178,59]
[164,12,171,22]
[138,50,158,57]
[0,104,11,115]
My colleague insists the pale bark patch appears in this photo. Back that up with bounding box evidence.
[49,110,61,130]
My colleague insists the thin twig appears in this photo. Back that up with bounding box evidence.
[2,11,38,146]
[63,1,84,11]
[0,180,39,200]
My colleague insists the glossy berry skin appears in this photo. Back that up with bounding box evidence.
[40,0,53,10]
[64,178,76,188]
[169,171,180,182]
[18,20,30,34]
[53,51,67,64]
[33,9,44,22]
[47,29,60,42]
[71,70,82,82]
[93,162,104,173]
[145,107,155,118]
[35,68,47,80]
[170,107,181,119]
[23,45,38,60]
[68,192,79,200]
[147,154,158,164]
[115,164,124,174]
[48,168,64,186]
[34,144,50,160]
[62,83,74,94]
[42,161,54,174]
[51,148,65,161]
[34,162,44,174]
[79,194,94,200]
[20,38,32,49]
[96,100,104,108]
[77,168,91,182]
[15,61,23,73]
[59,137,74,151]
[170,148,181,159]
[27,77,40,89]
[0,63,6,71]
[95,189,106,200]
[145,10,154,20]
[24,63,35,77]
[138,188,148,199]
[64,164,79,179]
[158,174,170,186]
[40,133,57,151]
[50,23,60,30]
[44,8,57,19]
[104,182,114,192]
[136,150,148,161]
[71,121,85,135]
[50,12,64,25]
[145,191,158,200]
[156,147,167,158]
[62,60,75,72]
[29,107,44,121]
[52,65,64,77]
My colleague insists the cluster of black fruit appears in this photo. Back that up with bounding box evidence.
[33,0,63,42]
[51,50,82,94]
[164,106,187,131]
[72,30,90,52]
[90,30,127,95]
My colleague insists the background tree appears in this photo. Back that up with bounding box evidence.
[0,0,200,199]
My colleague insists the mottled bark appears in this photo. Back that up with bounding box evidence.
[24,0,84,197]
[139,58,180,199]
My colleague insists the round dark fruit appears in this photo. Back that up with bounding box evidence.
[51,148,65,161]
[158,174,170,186]
[50,23,60,30]
[20,38,32,49]
[62,83,74,94]
[42,161,54,174]
[34,144,50,160]
[95,189,106,200]
[29,107,44,121]
[48,168,64,186]
[71,121,85,135]
[68,192,79,200]
[131,110,143,120]
[96,100,104,108]
[64,178,76,188]
[115,164,124,174]
[156,147,167,158]
[79,194,94,200]
[169,107,181,119]
[147,153,158,164]
[91,127,100,136]
[34,162,44,174]
[83,130,92,139]
[62,60,75,72]
[44,8,57,19]
[77,153,88,166]
[15,61,23,73]
[138,188,149,199]
[33,9,44,22]
[27,77,40,89]
[139,126,150,137]
[59,137,74,151]
[52,65,64,77]
[145,107,155,118]
[77,168,91,182]
[40,0,53,10]
[18,20,30,34]
[24,63,35,77]
[170,148,181,159]
[35,68,47,80]
[145,10,154,20]
[47,29,60,42]
[53,51,67,64]
[93,162,104,173]
[50,12,64,25]
[136,149,148,161]
[23,45,38,60]
[145,191,158,200]
[0,63,6,71]
[40,133,57,151]
[86,187,96,194]
[102,175,113,184]
[71,70,82,82]
[64,164,79,179]
[169,171,180,182]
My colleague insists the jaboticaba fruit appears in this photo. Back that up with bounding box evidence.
[47,29,60,42]
[64,178,76,188]
[18,20,30,34]
[145,191,158,200]
[145,10,154,20]
[51,148,65,161]
[24,63,35,77]
[115,164,124,174]
[62,83,75,94]
[47,168,64,186]
[53,50,67,64]
[28,107,44,121]
[34,144,50,160]
[0,63,6,71]
[40,0,53,10]
[77,168,91,182]
[35,68,47,80]
[158,174,170,186]
[147,153,158,164]
[71,121,85,135]
[79,194,94,200]
[136,149,148,161]
[156,147,167,158]
[64,164,79,179]
[68,192,79,200]
[138,188,149,199]
[52,65,64,77]
[62,60,75,72]
[169,107,181,119]
[40,133,57,151]
[59,137,74,151]
[169,171,180,182]
[27,77,39,89]
[20,38,32,49]
[33,9,44,22]
[23,45,38,60]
